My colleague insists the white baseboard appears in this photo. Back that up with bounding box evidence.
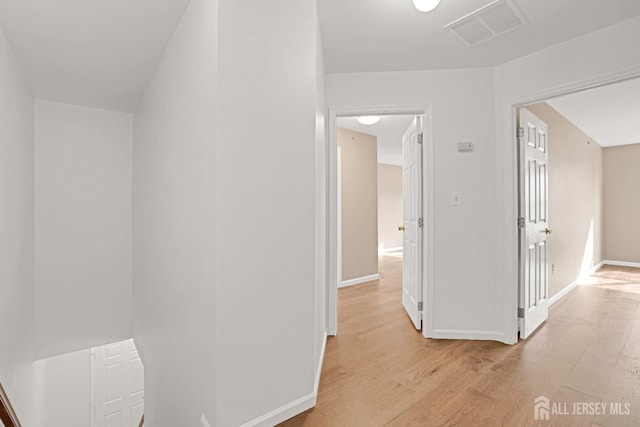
[602,260,640,269]
[339,274,380,288]
[549,280,579,307]
[240,332,328,427]
[548,259,639,307]
[314,331,327,396]
[379,247,402,254]
[431,329,508,343]
[239,392,316,427]
[591,260,605,273]
[549,260,604,308]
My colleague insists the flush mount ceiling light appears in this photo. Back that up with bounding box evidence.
[357,116,381,125]
[413,0,441,12]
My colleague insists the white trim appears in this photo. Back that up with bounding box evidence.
[548,280,579,307]
[239,393,316,427]
[90,348,96,427]
[601,260,640,269]
[340,274,380,288]
[314,331,327,396]
[379,247,403,254]
[549,261,612,307]
[431,329,506,341]
[327,115,338,336]
[240,332,328,427]
[501,65,640,346]
[334,146,342,334]
[422,106,435,339]
[591,260,605,273]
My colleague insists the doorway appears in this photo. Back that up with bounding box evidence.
[515,76,640,340]
[327,106,434,338]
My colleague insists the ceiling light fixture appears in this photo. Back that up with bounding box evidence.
[413,0,441,12]
[357,116,381,125]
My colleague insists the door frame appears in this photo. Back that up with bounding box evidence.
[502,67,640,344]
[327,105,434,339]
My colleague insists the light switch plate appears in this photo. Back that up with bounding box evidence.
[458,142,473,152]
[451,191,462,206]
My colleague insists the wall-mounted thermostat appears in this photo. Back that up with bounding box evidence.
[458,142,473,152]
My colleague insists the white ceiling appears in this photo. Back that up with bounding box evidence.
[1,1,638,113]
[0,0,190,112]
[337,115,416,166]
[317,0,640,72]
[546,78,640,147]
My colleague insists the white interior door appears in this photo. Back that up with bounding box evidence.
[519,108,550,339]
[402,116,423,330]
[92,339,144,427]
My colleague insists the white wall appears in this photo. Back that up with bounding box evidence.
[34,100,133,359]
[133,1,325,425]
[36,349,91,427]
[0,25,39,426]
[327,69,498,339]
[215,0,318,425]
[133,0,217,424]
[494,15,640,343]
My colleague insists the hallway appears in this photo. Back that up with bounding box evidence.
[282,257,640,426]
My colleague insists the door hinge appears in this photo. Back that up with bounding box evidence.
[518,307,525,318]
[418,217,424,228]
[418,301,423,311]
[417,133,424,144]
[517,127,524,139]
[518,217,525,228]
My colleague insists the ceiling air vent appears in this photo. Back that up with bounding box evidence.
[444,0,527,47]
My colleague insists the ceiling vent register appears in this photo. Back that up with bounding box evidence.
[444,0,528,47]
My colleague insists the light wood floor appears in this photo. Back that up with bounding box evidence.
[281,256,640,426]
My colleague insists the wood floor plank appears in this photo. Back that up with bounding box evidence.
[593,353,640,427]
[281,257,640,426]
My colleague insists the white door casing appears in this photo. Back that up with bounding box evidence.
[92,339,144,427]
[518,108,549,339]
[402,116,423,330]
[327,106,432,338]
[337,146,342,298]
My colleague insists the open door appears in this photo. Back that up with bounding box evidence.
[401,116,423,330]
[518,108,550,339]
[92,339,144,427]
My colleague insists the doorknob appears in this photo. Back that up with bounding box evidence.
[545,228,552,235]
[398,226,405,231]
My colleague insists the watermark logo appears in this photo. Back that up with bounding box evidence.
[534,395,550,420]
[533,395,631,421]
